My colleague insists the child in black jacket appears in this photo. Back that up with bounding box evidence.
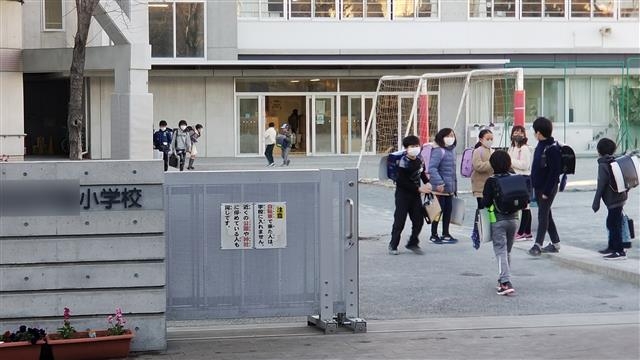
[592,138,628,260]
[389,135,431,255]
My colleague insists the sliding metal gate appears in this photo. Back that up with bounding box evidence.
[165,169,364,333]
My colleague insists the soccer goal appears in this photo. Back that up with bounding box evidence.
[357,68,524,169]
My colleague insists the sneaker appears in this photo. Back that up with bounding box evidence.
[497,282,515,296]
[441,235,458,244]
[286,160,291,166]
[541,243,559,253]
[388,246,399,255]
[430,235,443,244]
[515,233,529,241]
[405,244,424,255]
[525,233,533,239]
[496,281,502,291]
[268,163,275,167]
[528,244,541,256]
[598,247,615,255]
[603,251,626,260]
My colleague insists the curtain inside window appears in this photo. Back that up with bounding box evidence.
[591,78,613,125]
[469,81,493,125]
[568,78,590,124]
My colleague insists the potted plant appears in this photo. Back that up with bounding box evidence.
[0,325,46,360]
[45,307,135,360]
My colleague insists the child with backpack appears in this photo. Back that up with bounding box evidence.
[592,138,628,260]
[428,128,459,244]
[528,117,562,256]
[276,124,292,166]
[153,120,173,171]
[482,150,530,295]
[508,125,533,240]
[389,135,431,255]
[187,124,203,170]
[470,129,495,247]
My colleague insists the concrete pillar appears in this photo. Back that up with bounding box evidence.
[0,0,25,160]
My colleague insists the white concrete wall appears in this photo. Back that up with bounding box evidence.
[237,20,638,54]
[0,0,24,160]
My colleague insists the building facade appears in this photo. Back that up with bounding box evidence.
[2,0,639,160]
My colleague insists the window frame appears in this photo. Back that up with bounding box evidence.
[42,0,65,32]
[150,0,207,61]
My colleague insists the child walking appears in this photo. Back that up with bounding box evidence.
[389,135,431,255]
[592,138,628,260]
[482,151,520,295]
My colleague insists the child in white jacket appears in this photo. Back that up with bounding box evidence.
[507,125,533,240]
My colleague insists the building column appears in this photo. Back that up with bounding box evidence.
[110,44,153,160]
[0,0,24,160]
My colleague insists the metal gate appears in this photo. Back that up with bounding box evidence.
[165,169,364,333]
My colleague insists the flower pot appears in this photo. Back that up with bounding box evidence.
[46,330,134,360]
[0,340,44,360]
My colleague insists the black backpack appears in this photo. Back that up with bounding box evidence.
[542,141,576,175]
[492,174,531,214]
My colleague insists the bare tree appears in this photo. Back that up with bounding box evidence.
[67,0,100,160]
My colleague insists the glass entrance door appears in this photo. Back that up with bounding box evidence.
[237,97,260,154]
[309,96,335,154]
[341,95,374,154]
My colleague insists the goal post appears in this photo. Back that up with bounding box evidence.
[357,68,524,169]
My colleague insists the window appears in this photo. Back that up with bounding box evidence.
[469,0,516,18]
[393,0,415,18]
[150,2,205,58]
[568,77,614,125]
[343,0,364,17]
[367,0,389,18]
[315,0,337,17]
[43,0,63,30]
[417,0,437,17]
[620,0,640,17]
[291,0,312,17]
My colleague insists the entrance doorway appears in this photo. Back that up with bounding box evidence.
[23,74,71,157]
[265,96,306,153]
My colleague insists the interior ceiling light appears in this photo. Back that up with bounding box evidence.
[310,78,321,82]
[149,3,170,8]
[290,80,300,83]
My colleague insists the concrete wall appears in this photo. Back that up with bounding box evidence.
[207,0,238,60]
[0,160,166,351]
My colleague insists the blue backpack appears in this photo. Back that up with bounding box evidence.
[385,150,406,182]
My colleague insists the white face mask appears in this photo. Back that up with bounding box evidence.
[444,137,455,146]
[180,125,187,131]
[483,139,493,148]
[407,147,421,157]
[159,127,166,131]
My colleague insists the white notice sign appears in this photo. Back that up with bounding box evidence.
[254,202,287,249]
[221,203,254,249]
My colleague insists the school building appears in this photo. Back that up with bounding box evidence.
[1,0,638,161]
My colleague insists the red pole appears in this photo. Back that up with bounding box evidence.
[514,90,525,127]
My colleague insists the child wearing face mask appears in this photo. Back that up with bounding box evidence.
[508,125,533,240]
[171,119,192,172]
[389,135,432,255]
[428,128,459,244]
[153,120,173,171]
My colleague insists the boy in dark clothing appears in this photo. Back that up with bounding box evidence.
[592,138,628,260]
[528,117,562,256]
[153,120,173,171]
[482,151,520,295]
[389,135,431,255]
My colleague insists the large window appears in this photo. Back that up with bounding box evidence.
[524,78,565,123]
[43,0,63,30]
[568,77,614,125]
[471,0,636,18]
[150,2,205,58]
[237,0,439,19]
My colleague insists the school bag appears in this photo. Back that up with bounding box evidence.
[542,141,576,175]
[276,134,290,148]
[609,154,640,193]
[460,147,474,178]
[492,174,531,214]
[385,150,407,182]
[420,143,444,179]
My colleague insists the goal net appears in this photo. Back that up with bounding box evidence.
[357,68,524,169]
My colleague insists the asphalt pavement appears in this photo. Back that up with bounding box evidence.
[148,154,640,359]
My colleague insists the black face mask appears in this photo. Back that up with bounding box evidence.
[512,135,525,144]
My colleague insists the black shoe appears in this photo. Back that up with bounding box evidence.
[603,251,626,260]
[388,245,399,255]
[541,243,559,253]
[497,282,515,296]
[528,244,541,256]
[598,247,614,255]
[430,235,443,244]
[441,235,458,244]
[405,244,424,255]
